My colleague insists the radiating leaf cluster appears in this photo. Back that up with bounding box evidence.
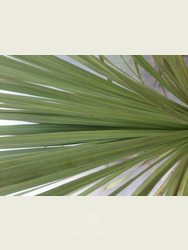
[0,55,187,195]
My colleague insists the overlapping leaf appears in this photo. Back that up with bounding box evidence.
[0,55,187,195]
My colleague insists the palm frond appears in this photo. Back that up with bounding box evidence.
[0,55,187,196]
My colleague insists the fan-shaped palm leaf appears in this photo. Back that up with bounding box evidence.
[0,55,187,195]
